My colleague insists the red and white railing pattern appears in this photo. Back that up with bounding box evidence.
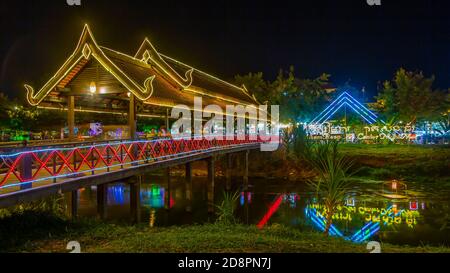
[0,136,264,190]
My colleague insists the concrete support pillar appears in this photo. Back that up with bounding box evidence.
[130,176,141,223]
[128,94,136,140]
[71,189,78,219]
[207,157,215,213]
[165,168,171,210]
[68,95,75,140]
[225,153,232,191]
[185,162,193,212]
[97,184,107,220]
[243,150,249,191]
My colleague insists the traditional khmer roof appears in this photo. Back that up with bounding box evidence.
[24,25,261,117]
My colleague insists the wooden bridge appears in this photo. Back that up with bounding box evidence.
[0,25,279,222]
[0,136,266,221]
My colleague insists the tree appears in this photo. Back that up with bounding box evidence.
[0,93,10,129]
[374,69,449,123]
[234,67,332,124]
[234,72,271,103]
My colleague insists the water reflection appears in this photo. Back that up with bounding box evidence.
[107,184,128,205]
[240,192,252,206]
[256,193,299,228]
[305,202,421,242]
[74,177,450,246]
[140,184,175,209]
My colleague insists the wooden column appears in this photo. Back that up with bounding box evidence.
[128,94,136,139]
[225,153,232,191]
[71,189,78,219]
[130,176,141,223]
[243,150,249,191]
[165,168,171,210]
[185,162,193,212]
[97,184,107,220]
[207,157,215,213]
[68,95,75,140]
[166,108,170,133]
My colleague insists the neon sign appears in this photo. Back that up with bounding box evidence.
[310,92,382,125]
[307,123,417,142]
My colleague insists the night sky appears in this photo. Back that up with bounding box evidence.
[0,0,449,102]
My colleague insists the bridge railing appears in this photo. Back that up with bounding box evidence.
[0,136,264,191]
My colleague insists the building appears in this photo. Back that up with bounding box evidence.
[24,25,262,140]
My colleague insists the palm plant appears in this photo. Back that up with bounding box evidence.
[308,141,356,235]
[287,129,356,236]
[215,191,240,225]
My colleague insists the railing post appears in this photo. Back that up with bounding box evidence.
[97,183,107,220]
[131,141,138,166]
[106,141,110,172]
[19,152,32,190]
[144,141,149,164]
[74,147,79,173]
[185,162,193,212]
[120,140,124,169]
[207,157,215,213]
[52,152,57,183]
[91,146,95,175]
[130,176,141,224]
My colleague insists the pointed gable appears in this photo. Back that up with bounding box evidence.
[24,25,261,115]
[25,25,155,106]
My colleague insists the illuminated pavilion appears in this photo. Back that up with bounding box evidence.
[24,25,261,140]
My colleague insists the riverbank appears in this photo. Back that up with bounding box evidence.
[1,144,449,253]
[1,211,449,253]
[248,144,450,185]
[341,144,450,185]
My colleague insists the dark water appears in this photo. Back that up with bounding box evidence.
[69,175,450,246]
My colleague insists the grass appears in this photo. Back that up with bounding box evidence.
[338,144,450,185]
[1,211,450,253]
[1,144,449,253]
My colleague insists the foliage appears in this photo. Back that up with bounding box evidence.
[285,128,356,235]
[373,69,449,123]
[234,72,271,103]
[0,194,67,220]
[215,191,240,225]
[234,67,332,123]
[305,141,356,235]
[285,125,312,163]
